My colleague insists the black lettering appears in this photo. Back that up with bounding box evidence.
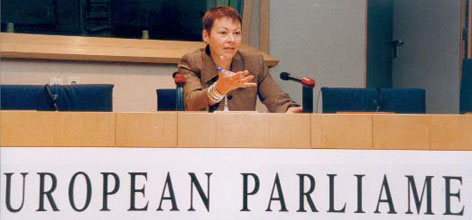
[157,172,179,211]
[101,172,120,211]
[188,172,212,212]
[128,172,148,211]
[68,172,92,212]
[354,174,365,213]
[266,173,288,212]
[374,175,396,214]
[405,175,434,215]
[443,176,464,216]
[327,174,346,213]
[37,172,60,211]
[4,173,28,212]
[241,173,259,212]
[296,174,318,212]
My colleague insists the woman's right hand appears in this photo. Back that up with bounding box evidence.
[215,69,256,95]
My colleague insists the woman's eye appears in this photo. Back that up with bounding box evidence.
[234,31,241,35]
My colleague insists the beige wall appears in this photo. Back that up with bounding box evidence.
[1,58,177,112]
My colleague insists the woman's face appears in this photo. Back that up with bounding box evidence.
[203,17,242,61]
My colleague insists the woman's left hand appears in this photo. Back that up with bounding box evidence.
[286,106,303,113]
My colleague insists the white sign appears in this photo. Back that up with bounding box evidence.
[1,147,471,220]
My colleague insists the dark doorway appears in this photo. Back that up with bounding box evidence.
[367,0,462,113]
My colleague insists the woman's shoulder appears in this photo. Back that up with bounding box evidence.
[181,48,206,61]
[179,48,208,70]
[238,50,265,70]
[238,50,264,60]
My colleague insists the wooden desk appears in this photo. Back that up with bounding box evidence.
[1,111,471,150]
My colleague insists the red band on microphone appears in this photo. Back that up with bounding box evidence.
[301,77,315,86]
[174,73,186,83]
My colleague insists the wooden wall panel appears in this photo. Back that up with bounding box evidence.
[373,115,431,150]
[54,112,115,146]
[178,112,216,148]
[242,0,254,44]
[319,114,373,149]
[1,111,55,146]
[311,114,324,148]
[2,111,472,151]
[259,0,270,53]
[268,113,311,149]
[115,112,177,147]
[215,112,269,148]
[0,33,279,67]
[430,115,472,150]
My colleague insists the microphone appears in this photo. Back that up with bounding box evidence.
[280,72,316,113]
[280,72,315,87]
[174,72,185,111]
[172,71,179,79]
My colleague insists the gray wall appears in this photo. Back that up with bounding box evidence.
[270,0,367,112]
[392,0,462,113]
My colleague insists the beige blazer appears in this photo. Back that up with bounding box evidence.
[177,47,297,112]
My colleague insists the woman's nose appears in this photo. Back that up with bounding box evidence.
[226,34,235,42]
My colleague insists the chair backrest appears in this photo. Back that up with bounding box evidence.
[1,85,54,110]
[156,89,176,111]
[0,84,114,111]
[379,88,425,113]
[321,87,426,114]
[321,87,379,113]
[55,84,114,111]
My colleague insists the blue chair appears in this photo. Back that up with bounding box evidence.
[55,84,114,111]
[1,85,54,110]
[0,84,114,111]
[156,89,176,111]
[379,88,425,113]
[321,87,379,113]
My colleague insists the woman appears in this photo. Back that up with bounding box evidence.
[178,6,301,113]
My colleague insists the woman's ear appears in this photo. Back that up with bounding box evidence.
[202,29,209,43]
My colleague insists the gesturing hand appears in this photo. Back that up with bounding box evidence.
[215,69,257,95]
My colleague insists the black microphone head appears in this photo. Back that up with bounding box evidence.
[172,71,178,79]
[280,72,290,81]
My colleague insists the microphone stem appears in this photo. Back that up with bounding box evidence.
[289,77,302,84]
[302,85,314,113]
[176,83,184,111]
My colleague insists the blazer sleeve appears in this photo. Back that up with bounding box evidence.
[177,53,210,111]
[255,53,297,112]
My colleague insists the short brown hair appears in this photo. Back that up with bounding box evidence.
[202,6,242,33]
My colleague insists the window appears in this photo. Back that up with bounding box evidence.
[1,0,243,41]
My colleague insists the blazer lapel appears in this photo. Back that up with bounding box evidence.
[202,49,218,85]
[202,48,246,85]
[230,52,244,73]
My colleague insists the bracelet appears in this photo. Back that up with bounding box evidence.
[207,83,225,103]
